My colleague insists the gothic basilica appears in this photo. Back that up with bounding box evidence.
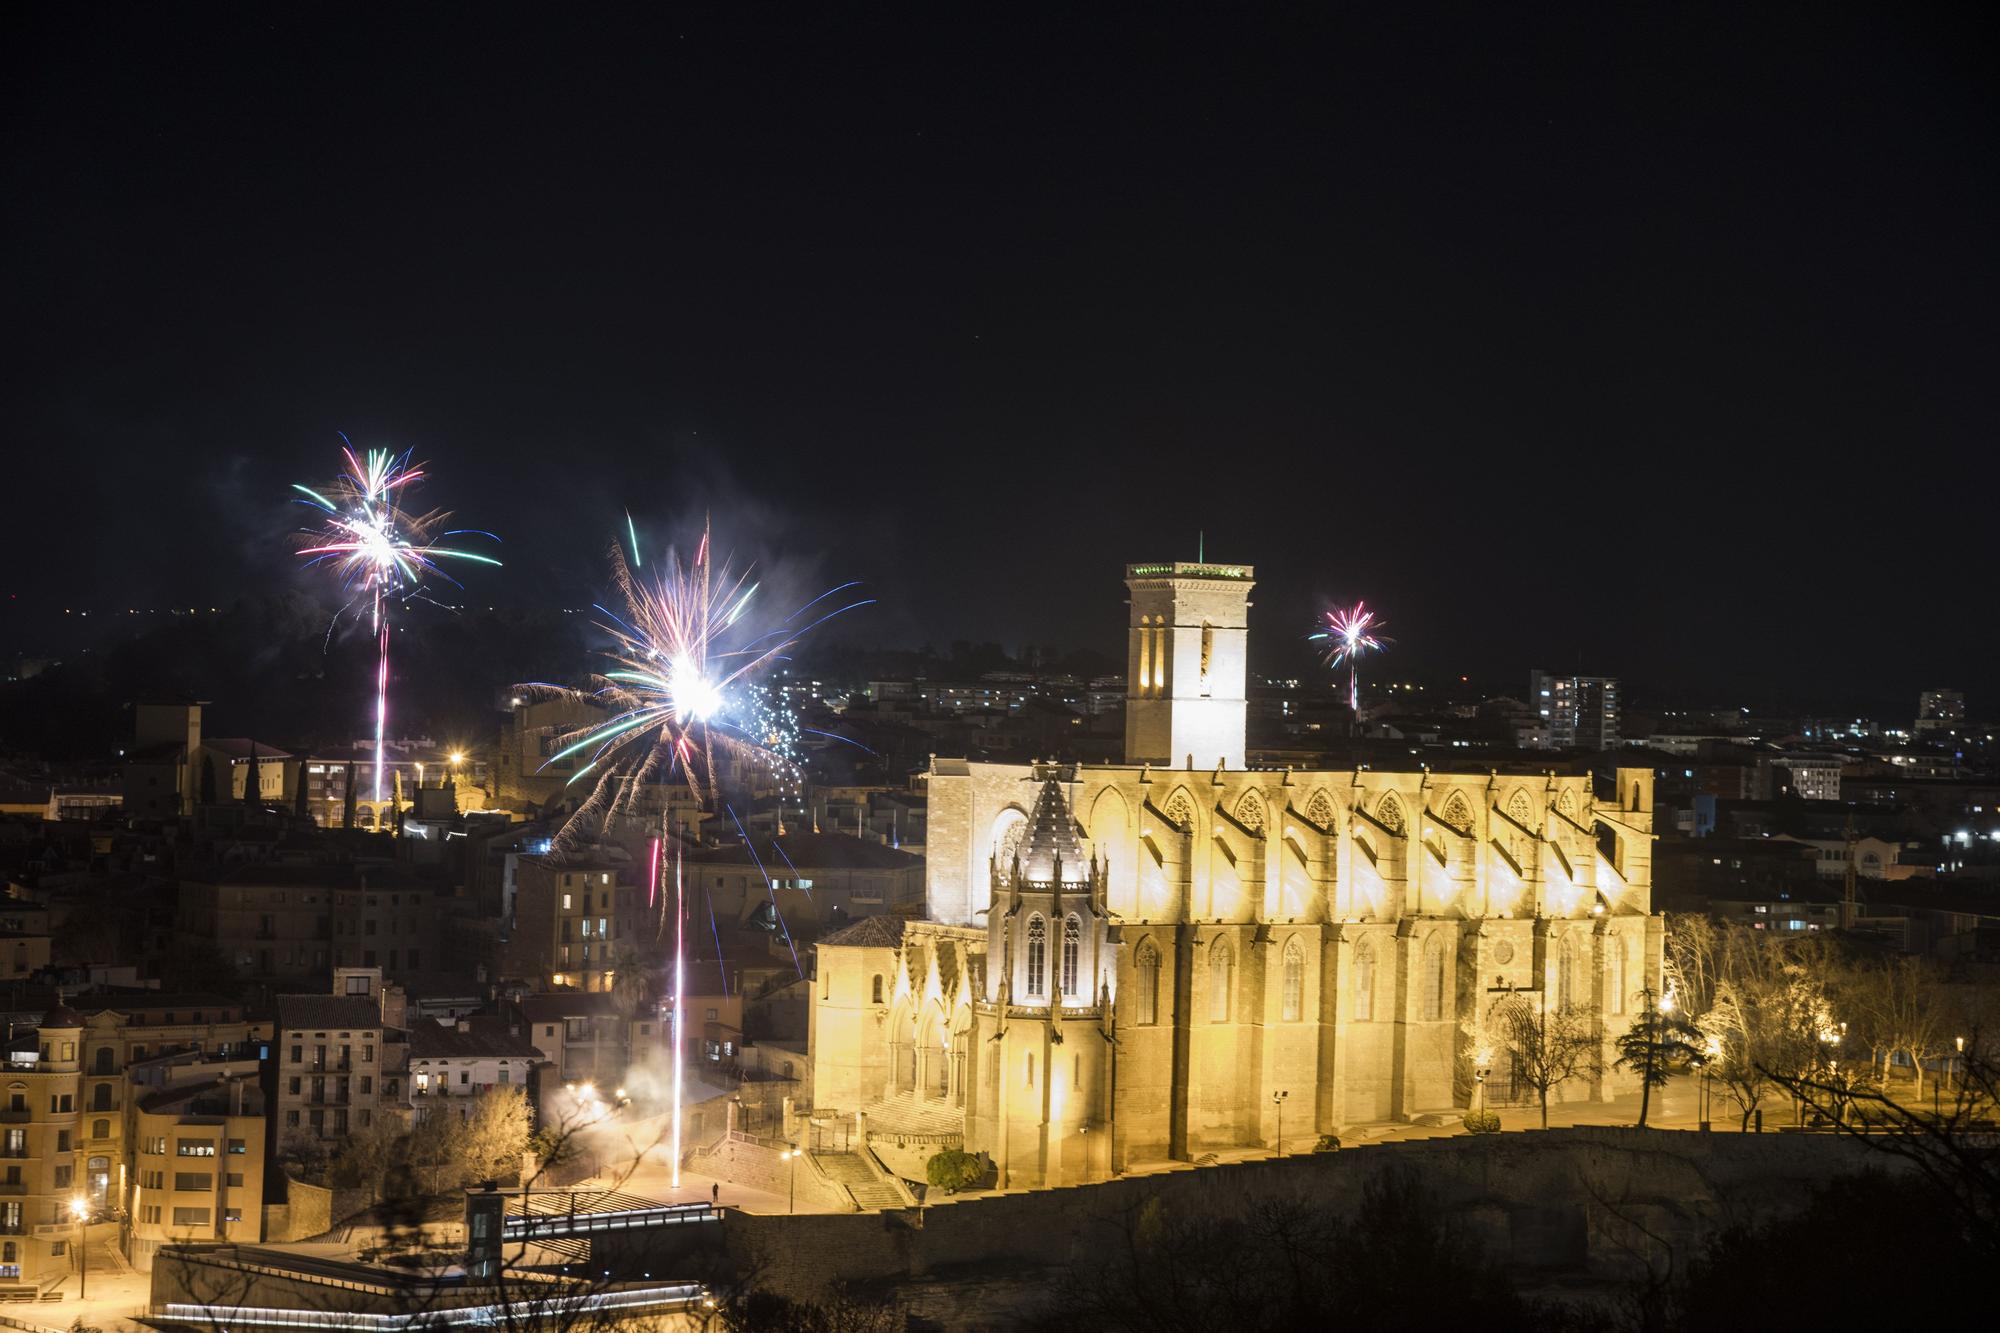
[809,560,1661,1187]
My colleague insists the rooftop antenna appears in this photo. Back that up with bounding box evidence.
[1198,530,1204,563]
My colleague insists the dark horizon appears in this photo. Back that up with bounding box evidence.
[5,8,1995,719]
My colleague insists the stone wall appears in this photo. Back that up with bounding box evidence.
[280,1178,332,1241]
[723,1128,1902,1311]
[697,1137,854,1213]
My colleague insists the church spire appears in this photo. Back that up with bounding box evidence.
[1018,773,1086,886]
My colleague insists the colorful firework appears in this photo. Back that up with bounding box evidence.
[526,521,868,826]
[1311,600,1390,714]
[524,518,869,1189]
[293,436,501,800]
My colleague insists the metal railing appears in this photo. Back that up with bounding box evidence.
[154,1283,709,1329]
[501,1202,717,1240]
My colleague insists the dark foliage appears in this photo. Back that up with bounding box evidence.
[1029,1168,1586,1333]
[1654,1172,1980,1331]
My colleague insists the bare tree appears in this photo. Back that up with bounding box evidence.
[1764,1030,1999,1259]
[1663,912,1721,1022]
[1495,995,1601,1128]
[329,1119,403,1205]
[1846,955,1951,1101]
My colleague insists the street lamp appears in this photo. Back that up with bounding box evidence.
[1956,1036,1966,1097]
[69,1196,87,1299]
[780,1145,800,1214]
[1270,1091,1288,1157]
[1701,1034,1722,1132]
[1473,1046,1493,1121]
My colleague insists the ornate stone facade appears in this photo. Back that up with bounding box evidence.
[811,560,1661,1188]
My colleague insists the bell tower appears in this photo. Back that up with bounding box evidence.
[1123,560,1255,770]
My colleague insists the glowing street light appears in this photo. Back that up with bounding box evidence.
[779,1146,801,1214]
[69,1196,88,1298]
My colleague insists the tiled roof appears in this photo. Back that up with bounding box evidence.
[275,995,383,1031]
[408,1021,541,1060]
[816,916,904,949]
[1018,778,1086,883]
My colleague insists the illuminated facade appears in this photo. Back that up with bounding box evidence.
[812,558,1662,1188]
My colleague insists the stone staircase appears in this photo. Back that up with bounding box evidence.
[860,1090,965,1143]
[811,1151,907,1210]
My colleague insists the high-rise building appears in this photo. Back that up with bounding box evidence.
[1916,689,1965,736]
[1530,670,1621,750]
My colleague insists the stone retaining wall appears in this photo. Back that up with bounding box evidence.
[700,1138,853,1213]
[724,1128,1901,1307]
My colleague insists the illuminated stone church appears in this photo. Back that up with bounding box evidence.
[810,561,1660,1187]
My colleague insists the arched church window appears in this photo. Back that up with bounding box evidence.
[1421,935,1447,1022]
[1026,915,1047,999]
[1304,789,1337,831]
[1235,790,1266,835]
[1607,935,1627,1015]
[1025,1052,1035,1088]
[1557,789,1577,821]
[1441,792,1473,835]
[1352,941,1376,1022]
[1144,612,1160,696]
[1507,789,1534,828]
[1133,938,1160,1026]
[994,809,1028,876]
[1281,937,1305,1022]
[1163,789,1196,833]
[1208,937,1233,1022]
[1061,915,1081,1000]
[1557,935,1577,1010]
[1376,793,1406,835]
[870,975,883,1005]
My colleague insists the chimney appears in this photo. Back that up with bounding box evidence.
[380,982,407,1031]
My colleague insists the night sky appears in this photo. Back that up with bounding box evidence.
[5,7,1994,714]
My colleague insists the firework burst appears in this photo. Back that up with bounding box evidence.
[293,436,501,800]
[525,520,869,836]
[1311,600,1390,714]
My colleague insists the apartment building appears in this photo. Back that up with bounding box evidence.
[328,870,445,976]
[503,856,640,993]
[271,969,409,1150]
[510,993,669,1091]
[175,865,335,984]
[0,1003,85,1292]
[126,1074,265,1270]
[405,1020,543,1122]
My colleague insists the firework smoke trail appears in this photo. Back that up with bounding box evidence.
[294,437,500,800]
[1311,601,1390,714]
